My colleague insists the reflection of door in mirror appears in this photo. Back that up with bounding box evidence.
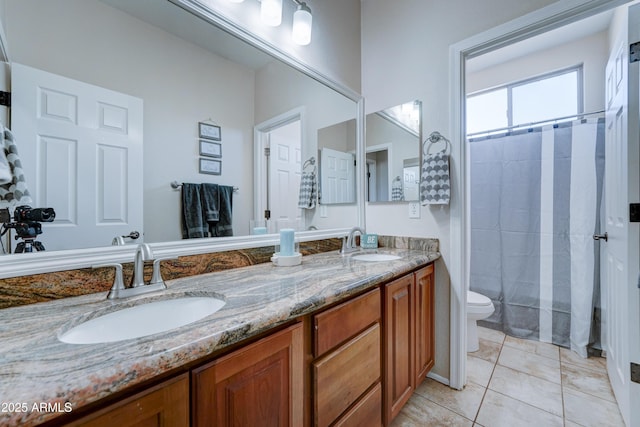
[365,101,422,202]
[267,120,302,229]
[319,147,355,204]
[403,158,420,201]
[366,148,389,202]
[11,63,143,252]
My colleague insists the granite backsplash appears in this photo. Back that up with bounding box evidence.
[0,236,438,309]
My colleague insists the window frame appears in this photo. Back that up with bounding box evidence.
[467,65,584,136]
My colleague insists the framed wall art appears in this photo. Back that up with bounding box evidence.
[200,140,222,158]
[199,122,221,141]
[199,158,222,175]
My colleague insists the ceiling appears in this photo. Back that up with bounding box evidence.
[466,9,614,73]
[100,0,274,70]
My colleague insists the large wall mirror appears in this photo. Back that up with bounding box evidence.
[365,100,422,203]
[0,0,363,276]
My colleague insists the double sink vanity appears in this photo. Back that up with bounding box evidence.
[0,244,440,426]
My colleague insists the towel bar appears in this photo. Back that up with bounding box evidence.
[171,181,238,192]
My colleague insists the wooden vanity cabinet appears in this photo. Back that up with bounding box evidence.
[414,264,435,386]
[383,264,435,426]
[67,373,189,427]
[191,323,304,427]
[312,288,382,427]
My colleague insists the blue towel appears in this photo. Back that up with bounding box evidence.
[210,185,233,237]
[181,183,207,238]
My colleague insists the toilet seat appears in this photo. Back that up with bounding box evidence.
[468,290,492,307]
[467,290,494,317]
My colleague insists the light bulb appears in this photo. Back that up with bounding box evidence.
[261,0,283,27]
[292,3,312,45]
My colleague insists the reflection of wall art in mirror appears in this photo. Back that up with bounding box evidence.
[200,140,222,158]
[199,158,222,175]
[198,122,221,141]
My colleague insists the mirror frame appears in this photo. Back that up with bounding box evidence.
[0,0,365,279]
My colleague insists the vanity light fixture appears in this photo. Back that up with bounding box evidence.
[292,2,312,45]
[227,0,313,45]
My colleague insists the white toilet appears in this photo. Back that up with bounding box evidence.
[467,290,495,352]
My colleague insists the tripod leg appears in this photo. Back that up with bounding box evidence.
[33,241,45,251]
[15,242,24,253]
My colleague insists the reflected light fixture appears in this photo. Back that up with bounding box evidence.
[292,2,312,45]
[261,0,283,27]
[228,0,313,45]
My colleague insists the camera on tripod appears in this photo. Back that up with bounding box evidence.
[0,205,56,253]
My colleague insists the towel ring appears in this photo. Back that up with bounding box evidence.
[424,131,451,155]
[303,156,316,173]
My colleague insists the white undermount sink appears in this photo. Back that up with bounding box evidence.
[58,296,226,344]
[351,253,402,262]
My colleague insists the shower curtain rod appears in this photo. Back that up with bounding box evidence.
[467,109,605,139]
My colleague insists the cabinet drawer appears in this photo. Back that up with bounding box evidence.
[314,288,380,357]
[333,382,382,427]
[314,323,381,427]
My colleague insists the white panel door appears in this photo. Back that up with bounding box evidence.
[268,120,302,226]
[603,10,640,426]
[11,63,143,251]
[320,147,355,204]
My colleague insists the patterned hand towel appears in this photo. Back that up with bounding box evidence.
[297,171,317,209]
[420,151,450,205]
[0,125,32,207]
[391,177,404,201]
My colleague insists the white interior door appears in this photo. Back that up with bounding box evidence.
[11,63,143,251]
[603,9,640,426]
[268,120,302,227]
[320,147,355,204]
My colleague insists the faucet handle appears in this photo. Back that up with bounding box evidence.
[149,257,177,286]
[93,263,125,299]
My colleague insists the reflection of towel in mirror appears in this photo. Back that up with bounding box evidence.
[210,185,233,237]
[0,125,32,206]
[297,171,317,209]
[200,183,220,222]
[420,151,450,205]
[391,176,404,201]
[181,183,207,238]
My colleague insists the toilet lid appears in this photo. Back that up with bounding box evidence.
[468,291,492,307]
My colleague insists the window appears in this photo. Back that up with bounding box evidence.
[467,66,582,136]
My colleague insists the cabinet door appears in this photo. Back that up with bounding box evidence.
[68,374,189,427]
[192,323,303,427]
[414,264,435,387]
[383,274,415,425]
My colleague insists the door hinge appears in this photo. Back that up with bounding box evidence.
[0,91,10,107]
[264,147,270,157]
[631,362,640,384]
[631,203,640,222]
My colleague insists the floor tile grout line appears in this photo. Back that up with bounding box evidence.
[471,335,504,424]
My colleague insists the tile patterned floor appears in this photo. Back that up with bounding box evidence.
[391,326,625,427]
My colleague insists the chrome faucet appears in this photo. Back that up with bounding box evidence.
[94,243,175,299]
[340,226,366,254]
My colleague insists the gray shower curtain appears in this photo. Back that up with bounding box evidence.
[469,118,605,357]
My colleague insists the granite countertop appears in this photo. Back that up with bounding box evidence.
[0,248,440,426]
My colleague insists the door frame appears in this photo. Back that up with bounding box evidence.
[449,0,631,390]
[254,107,306,226]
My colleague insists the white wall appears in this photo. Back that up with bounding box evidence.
[200,0,361,92]
[467,30,609,114]
[362,0,558,380]
[5,0,258,242]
